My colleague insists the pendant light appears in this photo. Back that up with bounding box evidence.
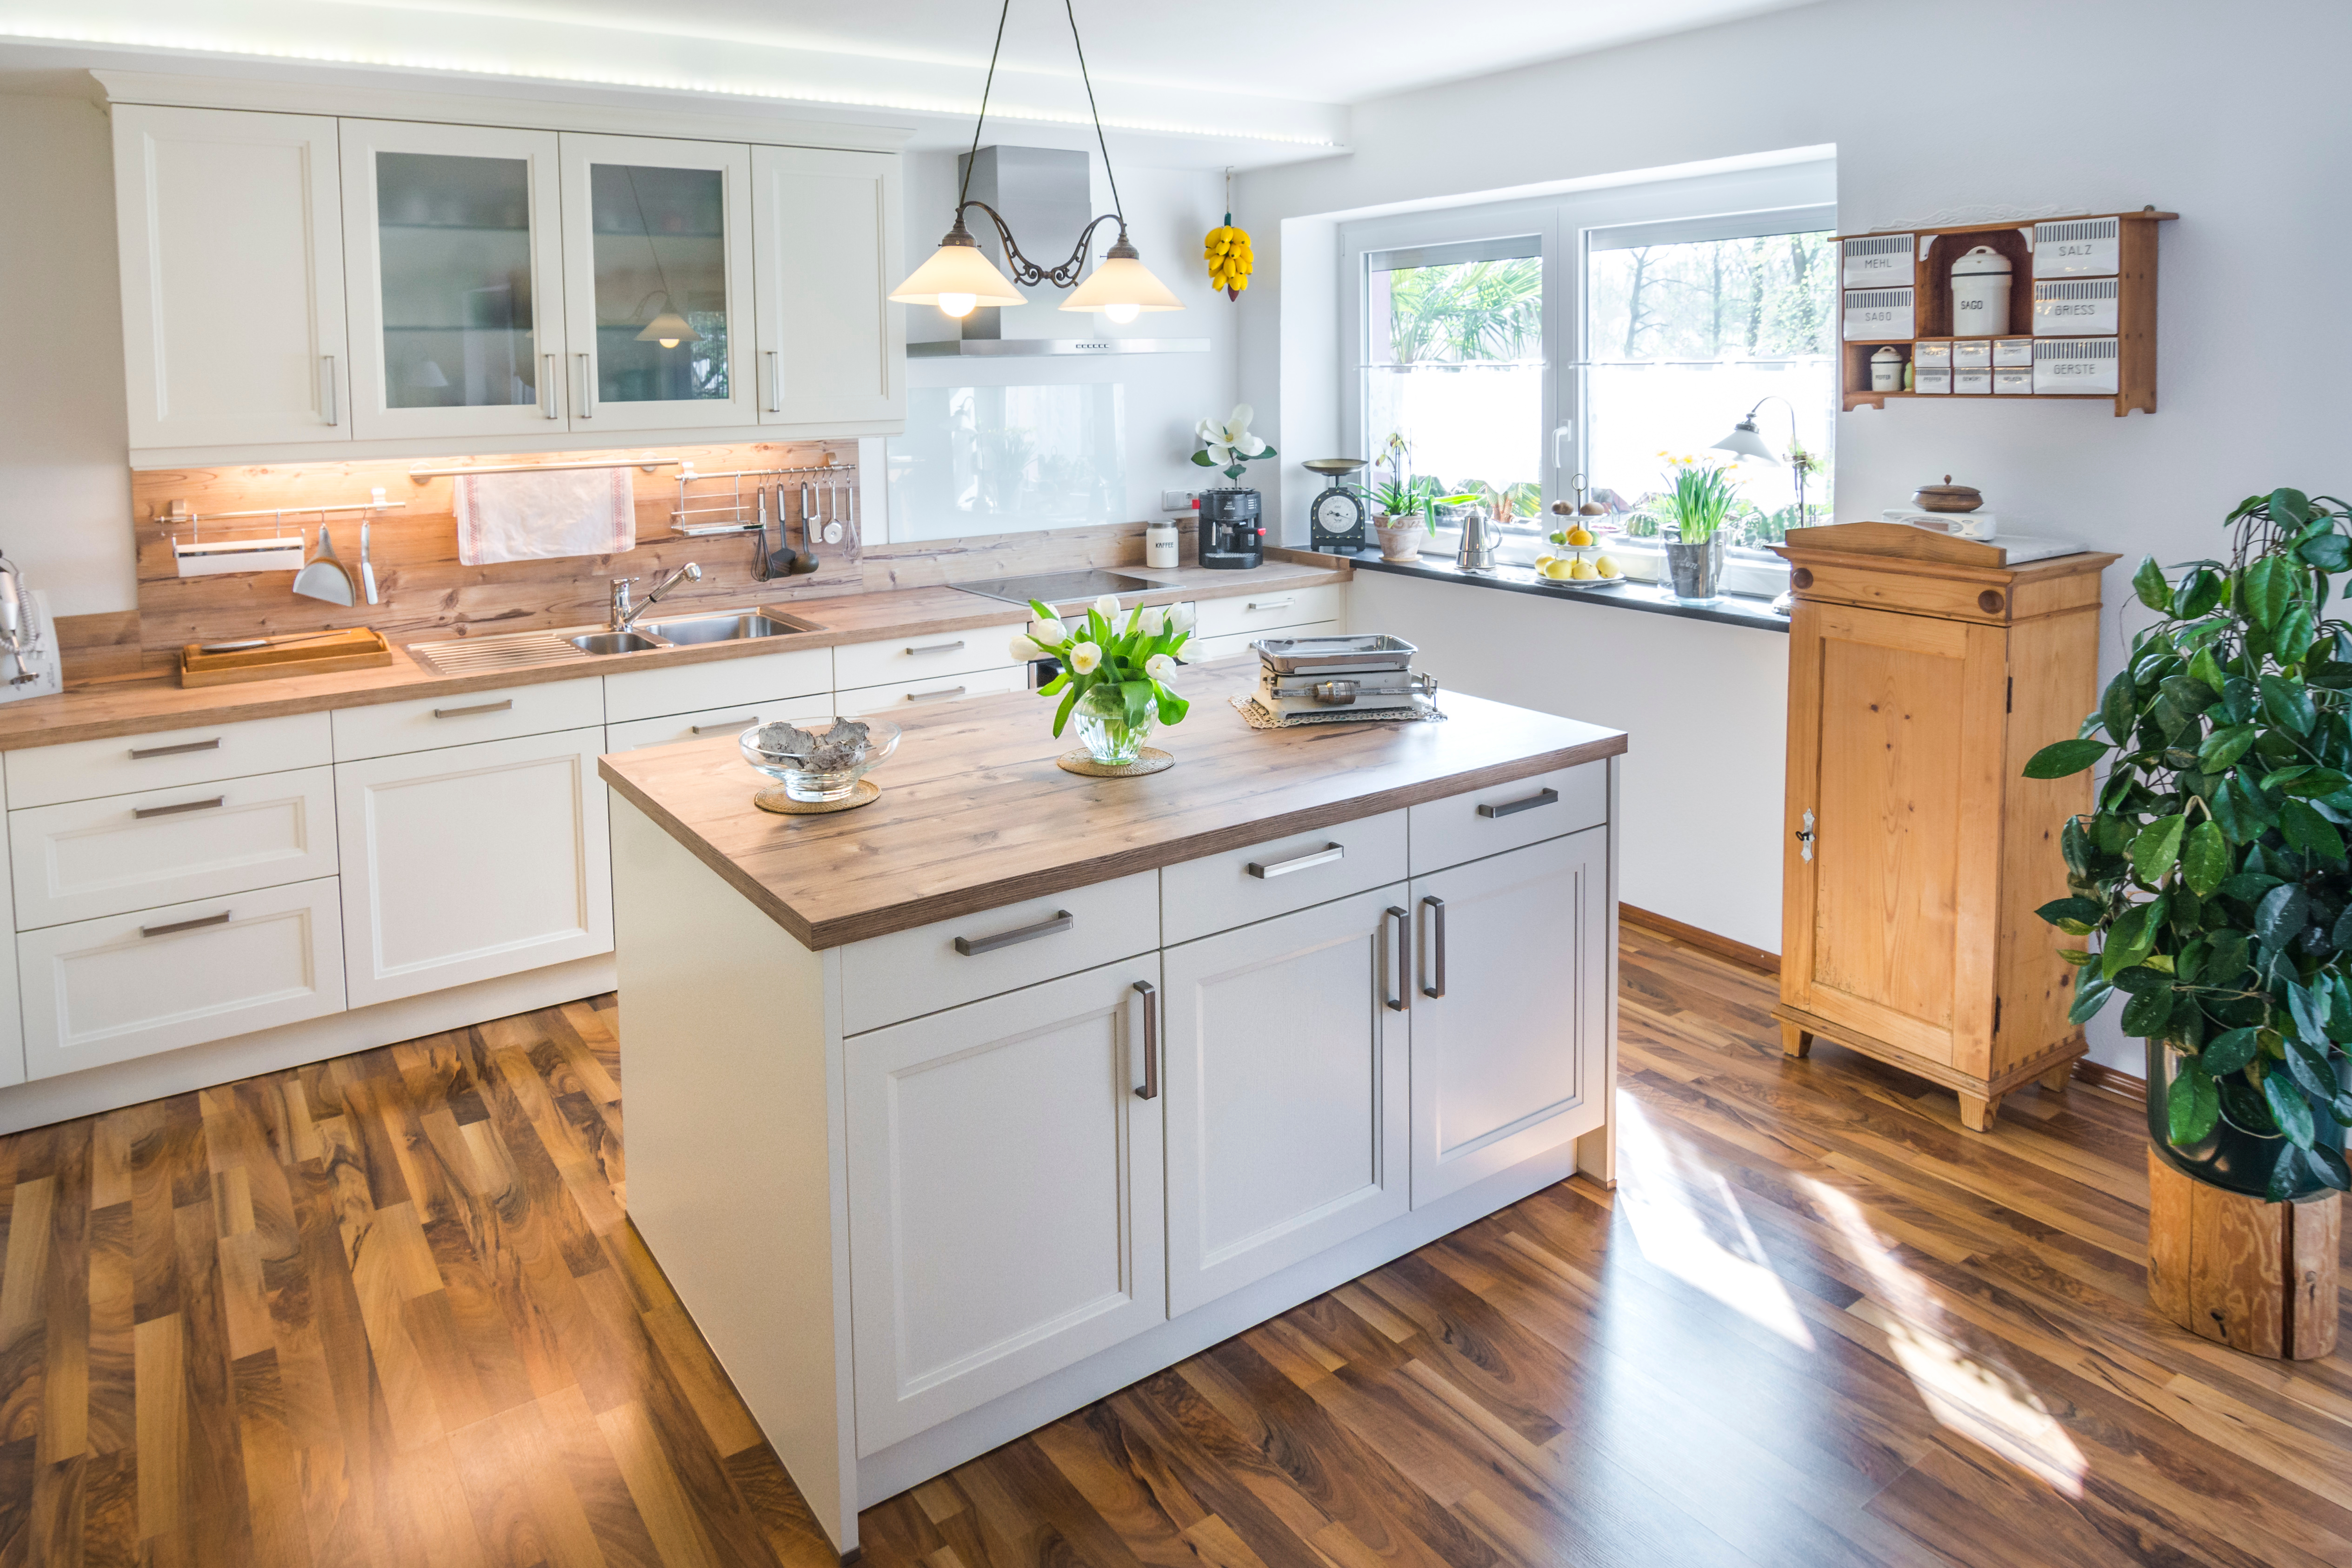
[889,0,1183,325]
[624,167,703,348]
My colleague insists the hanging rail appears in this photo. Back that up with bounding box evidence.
[154,493,405,538]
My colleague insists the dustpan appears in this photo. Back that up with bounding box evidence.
[292,524,355,606]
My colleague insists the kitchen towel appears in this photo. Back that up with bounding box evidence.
[453,467,635,566]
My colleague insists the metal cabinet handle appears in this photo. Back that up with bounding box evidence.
[321,354,339,426]
[766,348,782,413]
[904,685,966,703]
[1478,786,1560,820]
[1246,598,1294,612]
[905,640,966,656]
[542,353,560,419]
[141,910,230,938]
[690,714,760,735]
[433,699,513,719]
[953,909,1072,956]
[130,738,220,760]
[1134,979,1159,1100]
[575,352,595,417]
[1247,843,1343,880]
[1383,905,1411,1012]
[1421,894,1446,999]
[134,795,225,820]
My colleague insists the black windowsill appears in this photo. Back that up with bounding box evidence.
[1333,549,1792,634]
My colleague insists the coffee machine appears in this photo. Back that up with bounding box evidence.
[1197,488,1264,570]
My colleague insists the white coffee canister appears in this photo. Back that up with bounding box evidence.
[1870,346,1906,392]
[1949,245,2013,338]
[1145,518,1180,569]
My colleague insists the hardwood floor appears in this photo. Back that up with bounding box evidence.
[1,925,2345,1566]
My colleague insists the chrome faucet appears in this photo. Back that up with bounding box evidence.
[610,562,701,633]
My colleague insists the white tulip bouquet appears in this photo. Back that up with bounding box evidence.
[1013,595,1195,739]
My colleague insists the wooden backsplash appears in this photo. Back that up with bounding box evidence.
[94,441,1176,680]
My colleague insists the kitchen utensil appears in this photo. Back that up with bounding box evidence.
[1912,475,1985,513]
[360,519,380,604]
[1454,507,1500,572]
[180,627,393,687]
[1255,666,1434,716]
[1198,488,1264,570]
[1304,458,1370,552]
[291,524,356,606]
[1251,633,1418,675]
[173,535,308,577]
[198,630,371,654]
[766,485,800,576]
[753,487,769,581]
[791,480,821,574]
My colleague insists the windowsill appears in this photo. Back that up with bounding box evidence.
[1334,547,1792,634]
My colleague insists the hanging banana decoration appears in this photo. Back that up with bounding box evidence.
[1204,169,1252,301]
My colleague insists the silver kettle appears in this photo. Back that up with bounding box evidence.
[0,555,42,686]
[1454,507,1500,573]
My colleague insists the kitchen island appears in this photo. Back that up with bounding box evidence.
[599,658,1626,1556]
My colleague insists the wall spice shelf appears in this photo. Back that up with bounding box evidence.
[1837,208,2175,416]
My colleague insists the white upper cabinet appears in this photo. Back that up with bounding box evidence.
[112,106,350,453]
[751,146,905,431]
[339,119,569,441]
[559,133,758,434]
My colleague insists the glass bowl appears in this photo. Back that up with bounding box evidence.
[740,715,901,803]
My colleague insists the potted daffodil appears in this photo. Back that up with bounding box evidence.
[1015,595,1195,767]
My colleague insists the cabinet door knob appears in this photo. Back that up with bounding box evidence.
[1133,979,1159,1101]
[1383,906,1411,1012]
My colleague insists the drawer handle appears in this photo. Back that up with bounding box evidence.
[1383,905,1411,1013]
[1245,598,1294,612]
[141,910,230,938]
[133,795,226,820]
[690,715,760,735]
[1478,786,1559,820]
[904,640,966,656]
[433,700,514,719]
[905,685,966,703]
[1247,843,1343,880]
[953,909,1072,956]
[1134,979,1159,1101]
[1421,894,1446,999]
[129,738,220,760]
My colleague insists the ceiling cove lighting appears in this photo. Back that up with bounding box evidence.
[889,0,1184,324]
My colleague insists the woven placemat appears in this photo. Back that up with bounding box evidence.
[1057,747,1174,777]
[1230,694,1446,729]
[754,778,881,814]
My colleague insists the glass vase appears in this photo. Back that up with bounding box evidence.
[1073,682,1154,765]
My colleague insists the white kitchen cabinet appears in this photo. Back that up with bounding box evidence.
[602,645,830,725]
[846,957,1164,1454]
[1409,828,1608,1208]
[112,106,350,454]
[336,726,612,1007]
[1194,586,1346,639]
[559,132,759,434]
[831,623,1030,692]
[340,119,569,441]
[606,700,832,754]
[835,665,1026,714]
[750,146,905,431]
[1160,887,1410,1316]
[1182,623,1340,665]
[19,877,345,1080]
[0,911,20,1088]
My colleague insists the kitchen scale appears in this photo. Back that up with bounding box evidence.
[1304,458,1370,551]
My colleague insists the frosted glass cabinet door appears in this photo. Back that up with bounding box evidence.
[751,146,904,430]
[340,119,568,440]
[112,105,349,453]
[558,133,757,433]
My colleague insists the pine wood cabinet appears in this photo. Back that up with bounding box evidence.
[1774,528,2119,1130]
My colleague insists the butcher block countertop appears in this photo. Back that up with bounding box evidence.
[598,658,1627,949]
[0,559,1346,751]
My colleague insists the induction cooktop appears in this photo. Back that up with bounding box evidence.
[956,569,1163,608]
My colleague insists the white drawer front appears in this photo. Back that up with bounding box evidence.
[606,697,836,754]
[602,646,833,725]
[6,711,332,810]
[832,622,1029,691]
[1409,761,1608,877]
[835,664,1026,715]
[840,869,1159,1036]
[332,678,604,761]
[12,765,338,929]
[1182,622,1339,665]
[1162,808,1406,946]
[20,876,345,1079]
[1194,585,1344,638]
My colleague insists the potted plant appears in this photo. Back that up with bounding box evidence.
[1017,595,1194,768]
[1370,430,1424,560]
[1653,453,1739,604]
[2024,488,2352,1203]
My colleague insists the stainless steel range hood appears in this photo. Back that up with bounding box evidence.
[909,146,1206,358]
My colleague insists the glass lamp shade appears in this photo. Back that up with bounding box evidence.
[891,240,1026,312]
[635,310,701,347]
[1060,254,1185,316]
[1710,417,1781,465]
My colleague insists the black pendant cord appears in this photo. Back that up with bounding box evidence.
[958,0,1015,211]
[1063,0,1123,231]
[623,165,679,317]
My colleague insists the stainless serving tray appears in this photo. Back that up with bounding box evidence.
[1250,633,1418,674]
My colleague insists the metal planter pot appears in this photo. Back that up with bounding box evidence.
[1663,535,1724,605]
[2147,1038,2343,1199]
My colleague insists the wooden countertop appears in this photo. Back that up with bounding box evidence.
[0,560,1346,751]
[598,658,1626,949]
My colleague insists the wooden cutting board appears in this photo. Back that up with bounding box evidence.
[180,627,394,687]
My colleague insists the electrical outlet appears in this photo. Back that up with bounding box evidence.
[1160,489,1198,512]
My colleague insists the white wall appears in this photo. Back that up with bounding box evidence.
[1242,0,2352,1073]
[0,95,134,616]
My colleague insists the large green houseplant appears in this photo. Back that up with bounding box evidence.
[2028,488,2352,1201]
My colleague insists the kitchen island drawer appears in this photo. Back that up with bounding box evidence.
[835,664,1026,714]
[606,698,834,754]
[833,623,1030,691]
[332,677,603,761]
[839,869,1159,1036]
[11,765,337,928]
[1194,585,1344,639]
[6,711,331,810]
[1182,623,1339,665]
[20,876,345,1079]
[1408,761,1607,876]
[1162,808,1406,946]
[603,646,832,725]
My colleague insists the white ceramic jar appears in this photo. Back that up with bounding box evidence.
[1949,246,2013,338]
[1145,518,1180,569]
[1870,346,1906,392]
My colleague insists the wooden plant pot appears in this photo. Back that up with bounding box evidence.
[2147,1148,2341,1359]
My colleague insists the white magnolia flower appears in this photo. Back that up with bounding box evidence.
[1009,635,1043,664]
[1145,654,1180,684]
[1033,616,1066,643]
[1168,601,1197,634]
[1138,606,1166,636]
[1091,594,1122,624]
[1196,403,1267,469]
[1068,641,1102,674]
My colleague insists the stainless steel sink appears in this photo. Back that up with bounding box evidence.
[646,610,828,644]
[568,630,664,656]
[408,607,829,675]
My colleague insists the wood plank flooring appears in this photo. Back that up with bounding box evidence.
[2,925,2348,1566]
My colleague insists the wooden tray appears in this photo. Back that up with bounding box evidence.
[180,627,394,687]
